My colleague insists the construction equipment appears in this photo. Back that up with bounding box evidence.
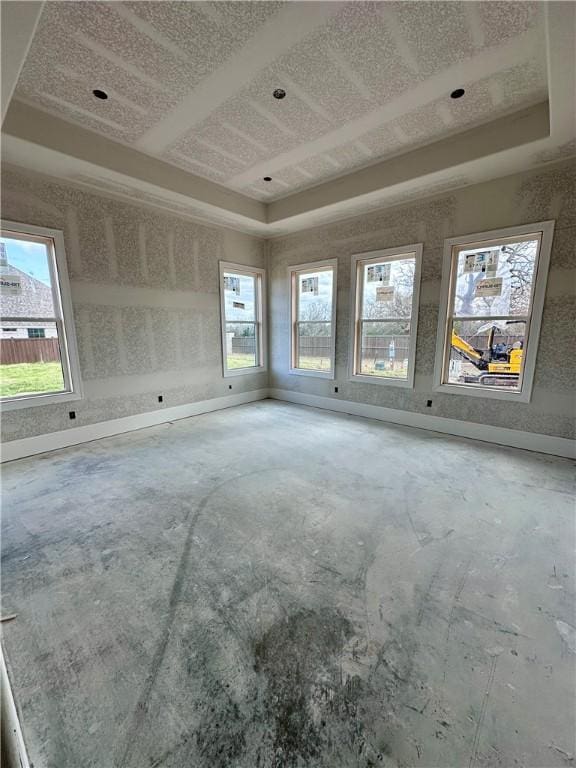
[450,322,524,386]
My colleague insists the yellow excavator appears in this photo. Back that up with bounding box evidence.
[451,322,524,387]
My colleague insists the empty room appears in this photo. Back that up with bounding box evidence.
[1,1,575,767]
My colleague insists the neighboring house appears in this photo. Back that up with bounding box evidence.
[0,264,57,340]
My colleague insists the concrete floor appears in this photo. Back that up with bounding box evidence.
[1,400,575,768]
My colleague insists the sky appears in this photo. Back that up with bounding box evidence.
[0,237,52,286]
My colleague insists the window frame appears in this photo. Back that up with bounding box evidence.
[288,258,338,380]
[433,220,555,403]
[0,220,83,412]
[218,260,267,378]
[349,243,423,388]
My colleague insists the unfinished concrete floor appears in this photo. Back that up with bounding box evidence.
[2,401,575,768]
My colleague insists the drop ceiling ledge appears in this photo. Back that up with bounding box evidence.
[0,98,560,238]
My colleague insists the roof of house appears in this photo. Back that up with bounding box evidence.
[0,264,55,318]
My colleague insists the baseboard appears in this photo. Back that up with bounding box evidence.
[1,646,31,768]
[3,387,573,463]
[269,388,575,460]
[0,389,269,463]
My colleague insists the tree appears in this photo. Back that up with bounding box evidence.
[299,300,331,336]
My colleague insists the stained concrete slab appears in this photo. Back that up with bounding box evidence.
[1,400,575,768]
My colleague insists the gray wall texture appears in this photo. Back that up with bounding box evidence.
[1,168,267,442]
[268,159,576,439]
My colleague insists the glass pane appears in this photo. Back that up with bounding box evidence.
[223,272,256,322]
[0,235,56,318]
[361,257,415,320]
[0,321,66,398]
[297,321,332,371]
[225,322,257,369]
[446,319,526,390]
[297,269,333,323]
[453,238,539,318]
[359,321,410,379]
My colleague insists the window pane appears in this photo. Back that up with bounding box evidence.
[225,322,257,369]
[0,321,66,397]
[447,318,526,390]
[361,258,415,320]
[223,272,256,322]
[0,236,56,318]
[453,238,539,318]
[359,321,410,379]
[297,270,333,323]
[297,321,332,371]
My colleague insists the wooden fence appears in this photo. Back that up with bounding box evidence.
[0,338,60,365]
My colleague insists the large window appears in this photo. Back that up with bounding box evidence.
[434,221,555,402]
[219,261,266,377]
[0,221,82,410]
[350,244,422,387]
[289,260,337,378]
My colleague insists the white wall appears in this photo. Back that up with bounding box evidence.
[268,159,576,440]
[1,167,267,442]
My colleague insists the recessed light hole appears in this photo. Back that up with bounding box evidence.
[93,89,108,100]
[450,88,465,99]
[263,176,272,182]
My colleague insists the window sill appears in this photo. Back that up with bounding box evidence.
[289,367,335,380]
[434,382,531,403]
[0,389,82,412]
[223,365,267,378]
[350,373,413,388]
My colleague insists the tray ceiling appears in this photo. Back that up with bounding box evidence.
[15,1,548,201]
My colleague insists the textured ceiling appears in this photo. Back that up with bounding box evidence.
[16,1,547,201]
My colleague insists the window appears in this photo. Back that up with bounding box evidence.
[219,261,266,377]
[289,260,337,378]
[0,221,83,410]
[350,244,423,387]
[433,221,555,402]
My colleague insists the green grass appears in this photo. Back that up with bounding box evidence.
[297,356,332,371]
[0,361,64,397]
[227,353,257,370]
[359,363,408,378]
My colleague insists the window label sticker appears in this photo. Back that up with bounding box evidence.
[233,301,245,310]
[367,264,390,283]
[464,250,499,274]
[376,285,395,302]
[475,277,503,297]
[224,276,240,295]
[301,276,318,295]
[0,274,22,295]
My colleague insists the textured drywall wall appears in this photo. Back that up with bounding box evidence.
[0,168,267,442]
[268,159,576,439]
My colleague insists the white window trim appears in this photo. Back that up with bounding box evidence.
[288,258,338,380]
[219,260,267,378]
[349,243,423,388]
[433,220,555,403]
[0,220,83,412]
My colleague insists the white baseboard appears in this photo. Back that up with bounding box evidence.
[0,389,269,463]
[1,646,31,768]
[3,387,573,462]
[269,388,575,460]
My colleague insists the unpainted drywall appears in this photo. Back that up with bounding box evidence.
[0,167,267,442]
[268,159,576,439]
